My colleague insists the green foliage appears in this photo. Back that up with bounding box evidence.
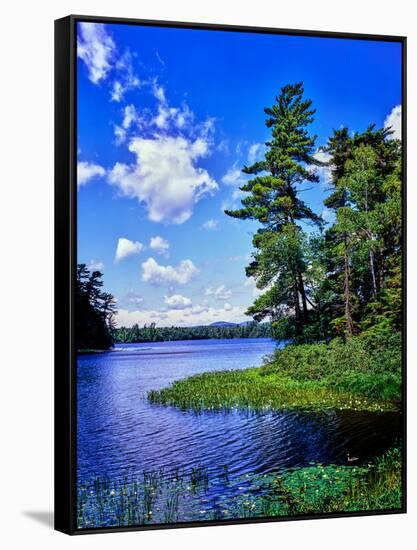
[76,264,117,351]
[114,321,272,343]
[321,126,402,337]
[261,332,401,402]
[225,82,402,344]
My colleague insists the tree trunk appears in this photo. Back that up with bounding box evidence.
[298,271,308,321]
[343,237,354,337]
[369,247,377,297]
[293,275,302,335]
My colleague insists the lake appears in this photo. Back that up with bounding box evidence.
[77,337,400,494]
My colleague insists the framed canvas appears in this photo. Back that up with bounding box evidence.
[54,15,407,535]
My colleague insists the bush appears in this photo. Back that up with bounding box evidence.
[260,332,401,402]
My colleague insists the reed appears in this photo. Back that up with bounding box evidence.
[77,449,402,528]
[148,368,397,414]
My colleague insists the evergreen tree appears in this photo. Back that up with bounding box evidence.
[225,82,323,339]
[76,264,116,350]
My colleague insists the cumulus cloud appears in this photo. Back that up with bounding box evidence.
[142,257,199,285]
[149,236,170,256]
[77,161,105,188]
[109,136,218,224]
[164,294,192,310]
[205,285,232,300]
[384,105,402,140]
[115,238,144,262]
[202,219,218,230]
[77,23,115,84]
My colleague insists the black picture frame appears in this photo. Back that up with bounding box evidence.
[54,14,407,535]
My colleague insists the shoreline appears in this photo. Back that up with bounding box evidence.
[147,335,401,414]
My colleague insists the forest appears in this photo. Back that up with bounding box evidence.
[114,322,272,343]
[223,82,401,345]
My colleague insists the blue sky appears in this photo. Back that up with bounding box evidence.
[76,21,402,328]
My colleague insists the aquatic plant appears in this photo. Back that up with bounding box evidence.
[77,448,402,529]
[148,368,397,414]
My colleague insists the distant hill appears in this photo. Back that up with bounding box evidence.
[209,321,237,327]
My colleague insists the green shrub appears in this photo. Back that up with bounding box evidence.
[260,333,401,402]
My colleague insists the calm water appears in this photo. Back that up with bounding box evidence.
[77,338,400,487]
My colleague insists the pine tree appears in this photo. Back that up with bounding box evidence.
[225,82,323,338]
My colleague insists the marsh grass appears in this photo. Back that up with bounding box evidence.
[148,368,397,413]
[77,449,402,528]
[77,466,211,528]
[148,333,401,413]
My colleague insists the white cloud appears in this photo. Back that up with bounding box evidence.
[114,125,127,145]
[116,303,247,328]
[247,142,265,165]
[164,294,192,310]
[142,257,199,286]
[384,105,402,140]
[77,161,105,188]
[152,102,193,131]
[205,285,232,300]
[77,23,115,84]
[122,104,137,129]
[87,259,105,271]
[114,104,139,144]
[110,51,140,102]
[109,136,218,224]
[202,219,218,230]
[152,80,166,103]
[115,238,144,262]
[221,165,245,186]
[312,150,333,188]
[149,236,170,256]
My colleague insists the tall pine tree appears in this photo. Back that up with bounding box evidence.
[225,82,323,339]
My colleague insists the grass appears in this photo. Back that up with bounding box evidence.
[148,368,397,413]
[148,334,401,413]
[77,448,402,528]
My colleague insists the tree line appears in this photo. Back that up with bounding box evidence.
[114,322,272,343]
[226,82,402,343]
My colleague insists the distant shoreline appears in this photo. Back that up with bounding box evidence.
[77,335,275,355]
